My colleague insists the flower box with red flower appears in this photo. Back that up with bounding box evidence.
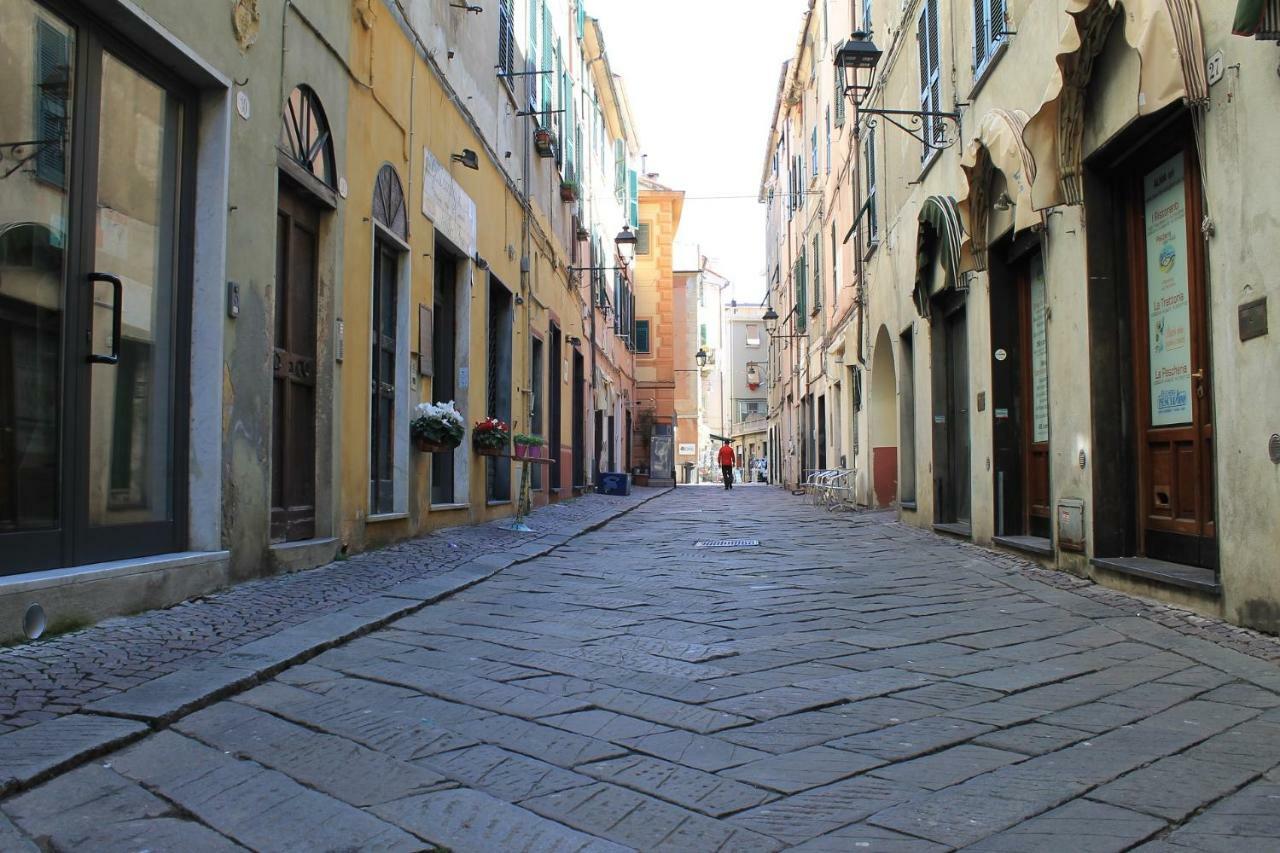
[472,417,511,456]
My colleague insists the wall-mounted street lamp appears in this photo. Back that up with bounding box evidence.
[675,349,710,373]
[762,306,808,340]
[835,31,960,150]
[615,225,638,266]
[568,224,638,276]
[451,149,479,170]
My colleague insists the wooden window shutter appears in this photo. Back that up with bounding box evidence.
[834,65,846,127]
[973,0,987,71]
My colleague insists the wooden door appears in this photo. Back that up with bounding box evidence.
[945,308,971,524]
[370,240,397,515]
[1129,143,1215,568]
[1020,252,1051,537]
[271,185,319,542]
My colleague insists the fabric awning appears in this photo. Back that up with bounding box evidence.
[1023,0,1208,210]
[1233,0,1269,35]
[913,196,966,318]
[957,109,1039,271]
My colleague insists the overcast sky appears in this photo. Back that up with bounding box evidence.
[592,0,809,304]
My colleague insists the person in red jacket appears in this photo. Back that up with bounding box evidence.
[718,440,736,490]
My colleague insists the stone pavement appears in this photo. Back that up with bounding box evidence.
[0,488,666,735]
[4,483,1280,851]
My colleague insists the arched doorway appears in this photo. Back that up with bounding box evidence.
[870,326,898,507]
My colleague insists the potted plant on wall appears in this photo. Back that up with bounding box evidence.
[472,417,511,457]
[513,433,546,460]
[533,127,556,158]
[559,179,580,203]
[410,401,465,453]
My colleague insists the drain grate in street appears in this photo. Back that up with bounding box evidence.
[695,539,760,548]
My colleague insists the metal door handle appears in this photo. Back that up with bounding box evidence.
[87,272,123,365]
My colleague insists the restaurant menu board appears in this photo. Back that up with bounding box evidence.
[1143,155,1193,427]
[1030,253,1049,444]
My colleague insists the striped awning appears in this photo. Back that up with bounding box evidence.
[1234,0,1277,36]
[958,109,1040,271]
[1023,0,1208,209]
[913,196,966,318]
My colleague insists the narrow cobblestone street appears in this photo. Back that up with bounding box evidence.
[5,486,1280,851]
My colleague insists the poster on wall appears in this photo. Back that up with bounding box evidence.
[678,443,696,456]
[650,435,674,480]
[1143,155,1193,427]
[1030,254,1049,444]
[422,149,477,258]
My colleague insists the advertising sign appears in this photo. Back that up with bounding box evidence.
[1143,155,1192,427]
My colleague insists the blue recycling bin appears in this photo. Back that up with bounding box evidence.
[596,472,631,496]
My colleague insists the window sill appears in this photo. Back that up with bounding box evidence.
[968,39,1010,101]
[486,500,512,507]
[430,502,470,512]
[366,512,408,524]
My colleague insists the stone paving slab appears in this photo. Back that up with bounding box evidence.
[173,701,454,807]
[722,744,886,794]
[3,764,246,853]
[577,753,776,816]
[413,743,594,802]
[963,798,1166,852]
[0,714,148,796]
[109,731,423,851]
[372,788,632,853]
[522,781,782,852]
[728,775,928,845]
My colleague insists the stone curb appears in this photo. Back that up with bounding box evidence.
[0,488,671,799]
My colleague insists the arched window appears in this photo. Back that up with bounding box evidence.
[372,164,407,240]
[279,85,335,188]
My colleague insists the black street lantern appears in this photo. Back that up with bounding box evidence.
[835,30,960,150]
[695,348,708,368]
[615,225,638,265]
[834,31,882,107]
[762,306,781,334]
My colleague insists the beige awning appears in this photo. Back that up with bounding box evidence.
[1023,0,1208,209]
[958,109,1039,271]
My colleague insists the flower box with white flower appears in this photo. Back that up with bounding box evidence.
[410,401,465,453]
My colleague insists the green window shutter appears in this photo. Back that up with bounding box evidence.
[35,19,70,186]
[813,234,822,308]
[628,169,639,227]
[825,107,831,174]
[636,320,650,353]
[614,139,626,201]
[527,0,540,108]
[795,252,807,332]
[834,65,846,127]
[541,3,553,117]
[865,132,879,242]
[576,0,587,36]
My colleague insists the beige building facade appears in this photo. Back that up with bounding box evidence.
[762,0,1280,632]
